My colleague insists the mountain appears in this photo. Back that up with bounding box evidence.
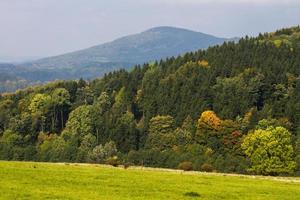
[0,63,31,93]
[0,56,41,63]
[0,26,233,92]
[1,26,300,175]
[18,26,233,81]
[22,26,231,69]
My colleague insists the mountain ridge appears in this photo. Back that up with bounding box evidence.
[20,26,233,70]
[1,26,235,92]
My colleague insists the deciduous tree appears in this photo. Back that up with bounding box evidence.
[242,126,296,175]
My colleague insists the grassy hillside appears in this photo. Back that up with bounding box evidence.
[0,161,299,200]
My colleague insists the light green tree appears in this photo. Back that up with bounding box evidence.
[95,92,111,114]
[29,94,51,132]
[241,126,296,175]
[62,105,93,137]
[113,87,127,112]
[29,94,51,114]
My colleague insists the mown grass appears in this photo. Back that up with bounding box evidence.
[0,161,299,200]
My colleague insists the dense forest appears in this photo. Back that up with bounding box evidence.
[1,26,300,176]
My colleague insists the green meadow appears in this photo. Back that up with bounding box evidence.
[0,161,299,200]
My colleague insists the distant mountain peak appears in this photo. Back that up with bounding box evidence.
[144,26,212,36]
[18,26,233,81]
[145,26,191,32]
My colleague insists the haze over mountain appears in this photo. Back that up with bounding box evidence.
[21,26,233,70]
[0,56,41,64]
[1,26,234,92]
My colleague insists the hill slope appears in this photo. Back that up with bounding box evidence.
[21,26,230,70]
[0,161,299,200]
[0,63,32,93]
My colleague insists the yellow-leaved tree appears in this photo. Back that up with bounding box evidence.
[195,110,222,144]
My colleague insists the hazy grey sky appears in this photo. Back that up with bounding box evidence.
[0,0,300,61]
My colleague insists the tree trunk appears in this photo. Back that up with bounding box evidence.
[41,116,45,132]
[96,129,99,145]
[52,108,56,132]
[61,110,64,130]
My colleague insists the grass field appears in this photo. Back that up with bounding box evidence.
[0,161,300,200]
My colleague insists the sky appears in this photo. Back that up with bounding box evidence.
[0,0,300,62]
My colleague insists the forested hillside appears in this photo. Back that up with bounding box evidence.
[0,27,231,93]
[1,26,300,176]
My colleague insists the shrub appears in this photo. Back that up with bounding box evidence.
[88,141,118,163]
[123,163,130,169]
[178,161,193,171]
[201,163,214,172]
[184,192,201,197]
[105,156,119,167]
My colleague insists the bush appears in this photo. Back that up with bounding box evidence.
[123,163,131,169]
[178,161,193,171]
[88,141,118,163]
[201,163,214,172]
[127,150,141,165]
[184,192,201,197]
[105,156,119,167]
